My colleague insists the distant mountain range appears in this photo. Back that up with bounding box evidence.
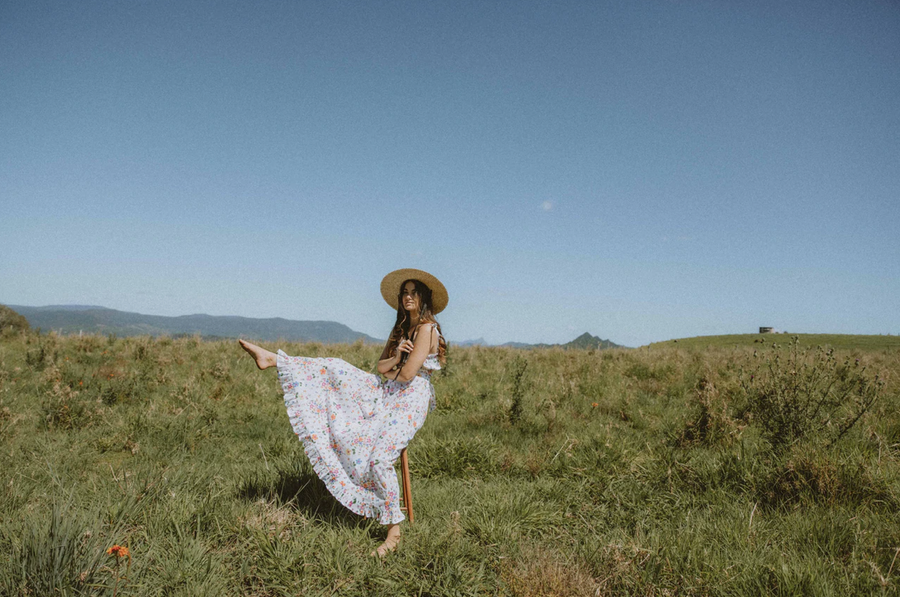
[455,337,488,347]
[6,305,625,349]
[9,305,381,344]
[500,332,623,350]
[458,332,623,350]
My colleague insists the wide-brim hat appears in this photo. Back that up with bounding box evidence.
[381,268,448,314]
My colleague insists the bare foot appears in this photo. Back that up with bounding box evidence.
[238,339,278,370]
[371,524,401,557]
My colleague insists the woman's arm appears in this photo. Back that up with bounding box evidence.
[377,337,403,375]
[392,324,436,383]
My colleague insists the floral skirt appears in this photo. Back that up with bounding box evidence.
[276,351,433,524]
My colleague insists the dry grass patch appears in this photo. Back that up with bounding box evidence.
[502,545,598,597]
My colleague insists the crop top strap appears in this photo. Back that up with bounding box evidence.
[412,323,439,350]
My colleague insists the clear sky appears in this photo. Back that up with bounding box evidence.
[2,0,898,347]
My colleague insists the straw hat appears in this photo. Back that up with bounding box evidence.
[381,268,449,314]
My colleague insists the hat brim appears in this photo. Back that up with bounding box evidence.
[381,268,448,314]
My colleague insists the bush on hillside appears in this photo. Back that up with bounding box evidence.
[740,336,882,453]
[0,304,30,336]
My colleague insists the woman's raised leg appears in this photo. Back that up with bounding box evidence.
[238,339,278,370]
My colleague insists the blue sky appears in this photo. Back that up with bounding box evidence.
[2,0,898,347]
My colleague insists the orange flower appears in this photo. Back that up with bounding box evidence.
[107,545,130,558]
[591,402,599,408]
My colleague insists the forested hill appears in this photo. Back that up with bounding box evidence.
[9,305,381,344]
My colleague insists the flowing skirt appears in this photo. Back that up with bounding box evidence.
[276,350,434,524]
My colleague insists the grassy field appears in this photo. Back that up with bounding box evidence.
[1,331,899,596]
[647,333,900,352]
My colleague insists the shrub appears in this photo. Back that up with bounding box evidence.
[740,337,882,453]
[0,304,29,336]
[508,357,529,426]
[100,377,139,405]
[673,375,741,447]
[41,371,90,430]
[756,451,895,509]
[25,336,58,371]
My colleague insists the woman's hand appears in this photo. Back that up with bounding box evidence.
[378,336,412,375]
[394,339,415,359]
[377,324,436,378]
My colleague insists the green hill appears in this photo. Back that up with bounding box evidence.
[646,333,900,351]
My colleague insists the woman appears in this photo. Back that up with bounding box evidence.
[238,268,447,556]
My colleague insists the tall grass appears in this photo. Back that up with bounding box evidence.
[0,331,898,595]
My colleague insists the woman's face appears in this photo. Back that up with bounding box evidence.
[400,281,421,314]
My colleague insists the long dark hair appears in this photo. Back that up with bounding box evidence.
[386,279,447,364]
